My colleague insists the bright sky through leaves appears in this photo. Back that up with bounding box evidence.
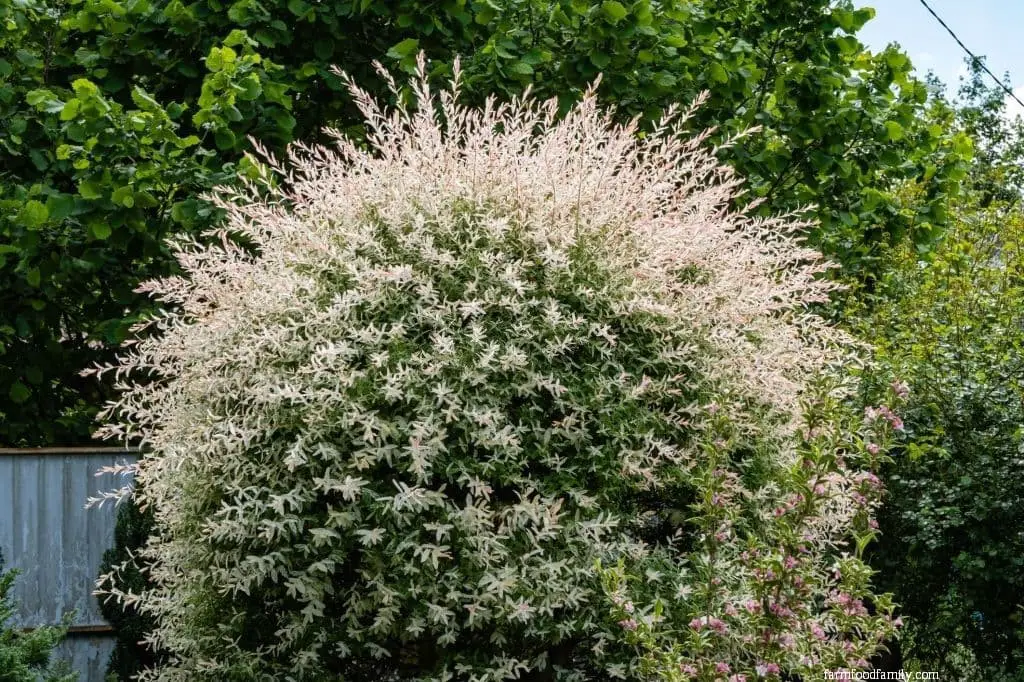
[859,0,1024,117]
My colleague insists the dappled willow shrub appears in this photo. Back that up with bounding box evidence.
[90,56,895,681]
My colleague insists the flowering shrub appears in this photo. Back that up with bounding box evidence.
[600,384,905,681]
[91,56,892,680]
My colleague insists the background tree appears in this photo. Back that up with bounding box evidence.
[862,68,1024,676]
[1,0,969,445]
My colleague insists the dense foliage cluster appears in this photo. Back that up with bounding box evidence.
[865,189,1024,680]
[89,61,898,680]
[599,384,905,681]
[845,63,1024,679]
[3,0,1021,678]
[0,554,75,682]
[0,0,969,445]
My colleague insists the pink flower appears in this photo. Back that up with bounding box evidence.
[689,617,704,631]
[866,442,880,455]
[618,618,637,631]
[891,380,909,399]
[729,675,748,682]
[623,601,634,614]
[744,600,761,614]
[680,663,698,676]
[716,662,731,674]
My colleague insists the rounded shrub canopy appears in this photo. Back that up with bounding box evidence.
[91,56,895,681]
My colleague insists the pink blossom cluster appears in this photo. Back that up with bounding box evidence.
[864,404,904,431]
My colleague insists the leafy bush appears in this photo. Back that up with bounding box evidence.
[92,59,896,680]
[0,553,76,682]
[864,195,1024,678]
[1,0,969,446]
[599,383,905,681]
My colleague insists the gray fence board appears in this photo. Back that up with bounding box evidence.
[0,448,138,681]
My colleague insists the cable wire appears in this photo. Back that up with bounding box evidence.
[917,0,1024,110]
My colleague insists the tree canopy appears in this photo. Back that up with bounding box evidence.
[1,0,969,445]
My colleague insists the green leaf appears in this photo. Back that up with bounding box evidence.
[15,49,41,68]
[601,1,628,23]
[130,86,163,112]
[78,179,105,200]
[217,29,244,47]
[46,194,77,221]
[29,149,48,170]
[25,89,52,106]
[708,63,728,84]
[589,51,610,69]
[112,186,135,208]
[25,268,41,287]
[60,98,81,121]
[653,72,677,89]
[287,0,310,16]
[885,51,909,71]
[884,120,904,141]
[835,35,859,56]
[206,47,236,71]
[17,201,49,229]
[89,221,113,240]
[214,129,237,150]
[509,61,534,76]
[387,38,419,60]
[71,79,99,98]
[952,132,974,157]
[8,381,30,404]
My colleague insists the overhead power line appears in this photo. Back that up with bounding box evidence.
[917,0,1024,111]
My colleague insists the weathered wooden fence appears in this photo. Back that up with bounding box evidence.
[0,447,138,682]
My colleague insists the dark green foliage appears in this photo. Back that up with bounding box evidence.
[97,501,160,681]
[0,552,75,682]
[0,0,971,445]
[863,78,1024,674]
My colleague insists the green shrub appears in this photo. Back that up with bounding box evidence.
[0,552,76,682]
[92,60,896,680]
[864,195,1024,679]
[97,500,161,681]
